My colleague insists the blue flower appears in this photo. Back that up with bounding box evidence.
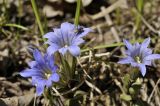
[44,22,92,57]
[118,38,160,76]
[20,49,60,96]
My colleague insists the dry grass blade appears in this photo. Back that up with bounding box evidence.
[91,0,128,20]
[85,80,102,94]
[147,78,160,103]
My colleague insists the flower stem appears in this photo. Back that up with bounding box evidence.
[81,39,144,52]
[31,0,44,36]
[74,0,82,26]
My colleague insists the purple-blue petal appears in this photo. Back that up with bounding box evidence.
[28,61,37,68]
[47,45,59,56]
[138,64,146,76]
[131,62,139,67]
[58,47,68,55]
[49,73,60,82]
[118,57,134,64]
[145,54,160,60]
[72,38,85,45]
[123,39,133,51]
[33,49,45,66]
[36,82,45,96]
[141,48,152,58]
[68,45,80,56]
[50,65,58,73]
[44,32,55,39]
[143,60,151,65]
[141,37,150,49]
[44,54,58,72]
[46,80,52,87]
[77,28,93,38]
[20,69,38,77]
[61,22,75,33]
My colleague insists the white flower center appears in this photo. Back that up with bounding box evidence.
[64,44,68,48]
[44,72,51,79]
[135,56,141,63]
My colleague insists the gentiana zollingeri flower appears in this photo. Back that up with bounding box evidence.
[118,37,160,76]
[20,49,60,96]
[44,22,93,57]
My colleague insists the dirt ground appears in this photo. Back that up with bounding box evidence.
[0,0,160,106]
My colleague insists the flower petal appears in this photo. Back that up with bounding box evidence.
[47,45,59,56]
[33,49,45,66]
[68,45,80,57]
[72,38,85,45]
[118,57,134,64]
[131,62,139,67]
[46,80,52,87]
[61,22,75,33]
[123,39,133,50]
[143,60,151,65]
[36,82,45,96]
[44,32,55,38]
[77,28,93,38]
[145,54,160,60]
[50,73,60,82]
[141,37,150,49]
[28,61,37,68]
[138,64,146,76]
[20,69,38,77]
[58,47,68,55]
[44,54,58,72]
[44,32,61,45]
[141,48,152,58]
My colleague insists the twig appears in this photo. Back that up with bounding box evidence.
[96,24,103,42]
[33,94,36,106]
[77,58,92,79]
[147,78,160,103]
[90,89,95,106]
[52,87,65,103]
[61,78,85,95]
[101,7,125,55]
[85,80,102,94]
[133,8,160,35]
[91,0,128,20]
[114,79,125,93]
[80,52,110,61]
[52,78,85,96]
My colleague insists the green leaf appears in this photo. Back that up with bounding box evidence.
[123,74,131,88]
[4,23,28,30]
[120,93,132,101]
[129,87,135,95]
[74,0,82,26]
[132,78,142,86]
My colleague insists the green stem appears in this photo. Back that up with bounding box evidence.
[135,0,144,31]
[74,0,81,26]
[31,0,44,36]
[81,39,144,52]
[4,23,28,31]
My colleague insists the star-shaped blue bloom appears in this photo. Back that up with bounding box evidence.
[118,38,160,76]
[44,22,92,57]
[20,49,60,96]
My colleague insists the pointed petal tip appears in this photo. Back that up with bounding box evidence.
[43,32,54,38]
[123,39,133,50]
[141,37,151,49]
[138,64,146,77]
[118,57,133,64]
[145,54,160,60]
